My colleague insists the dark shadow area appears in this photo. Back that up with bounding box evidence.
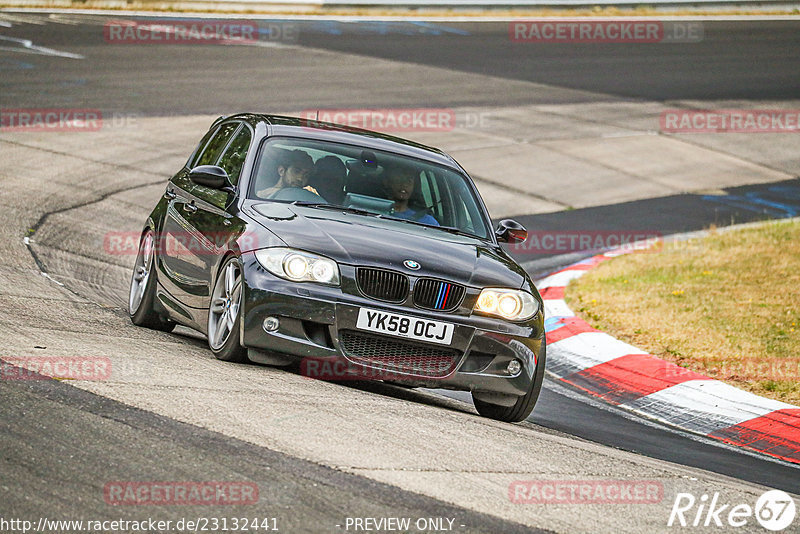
[500,177,800,267]
[1,18,797,114]
[531,382,800,494]
[425,383,800,494]
[298,20,800,102]
[429,383,800,493]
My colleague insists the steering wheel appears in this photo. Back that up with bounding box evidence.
[269,187,324,202]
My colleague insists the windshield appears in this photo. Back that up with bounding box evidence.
[248,137,491,239]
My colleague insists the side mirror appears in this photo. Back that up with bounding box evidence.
[189,165,232,190]
[495,219,528,244]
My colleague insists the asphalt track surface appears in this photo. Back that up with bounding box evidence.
[300,20,800,102]
[1,18,798,111]
[1,367,537,534]
[2,12,800,532]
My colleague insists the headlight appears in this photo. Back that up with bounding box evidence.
[254,248,340,285]
[473,288,539,321]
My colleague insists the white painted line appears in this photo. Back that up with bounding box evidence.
[543,299,574,319]
[46,15,88,25]
[0,35,84,59]
[540,376,798,467]
[41,272,64,287]
[623,379,796,434]
[536,268,586,290]
[548,331,647,377]
[0,13,47,25]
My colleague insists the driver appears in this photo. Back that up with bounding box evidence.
[257,149,319,198]
[383,164,439,226]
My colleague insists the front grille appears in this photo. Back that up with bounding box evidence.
[356,268,409,303]
[339,330,460,378]
[414,278,466,312]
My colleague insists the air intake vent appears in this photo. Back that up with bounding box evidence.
[339,330,460,378]
[414,278,466,312]
[356,268,409,303]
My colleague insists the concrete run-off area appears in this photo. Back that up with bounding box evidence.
[1,12,799,531]
[0,110,795,531]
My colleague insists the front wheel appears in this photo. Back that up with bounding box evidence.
[129,229,175,332]
[472,336,547,423]
[207,256,247,363]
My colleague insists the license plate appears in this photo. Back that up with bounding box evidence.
[355,308,454,345]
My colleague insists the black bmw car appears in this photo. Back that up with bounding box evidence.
[129,113,546,422]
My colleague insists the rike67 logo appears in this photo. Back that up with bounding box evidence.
[668,490,796,531]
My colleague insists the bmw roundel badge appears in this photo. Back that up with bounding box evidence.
[403,260,421,270]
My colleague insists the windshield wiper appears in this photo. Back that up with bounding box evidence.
[435,225,481,239]
[294,202,482,238]
[292,201,382,217]
[379,216,480,239]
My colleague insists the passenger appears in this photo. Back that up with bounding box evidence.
[257,149,319,198]
[309,155,347,205]
[382,164,439,226]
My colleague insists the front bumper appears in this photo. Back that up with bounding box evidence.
[239,253,544,398]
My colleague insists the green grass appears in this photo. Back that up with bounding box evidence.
[566,220,800,405]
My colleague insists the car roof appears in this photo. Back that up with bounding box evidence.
[216,113,462,171]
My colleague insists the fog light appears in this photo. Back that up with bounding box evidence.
[263,316,280,332]
[507,360,521,375]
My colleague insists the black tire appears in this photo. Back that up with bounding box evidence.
[207,256,248,363]
[472,336,547,423]
[129,229,175,332]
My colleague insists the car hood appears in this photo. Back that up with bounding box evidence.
[246,202,526,288]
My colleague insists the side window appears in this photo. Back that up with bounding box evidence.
[194,122,238,167]
[217,126,252,185]
[188,125,219,168]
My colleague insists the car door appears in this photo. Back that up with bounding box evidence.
[158,121,239,308]
[188,123,253,309]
